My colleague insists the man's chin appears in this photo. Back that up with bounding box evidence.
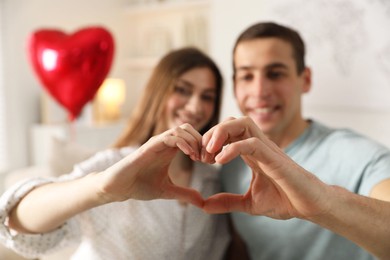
[251,118,274,134]
[248,116,265,128]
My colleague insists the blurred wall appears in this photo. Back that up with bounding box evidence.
[1,0,390,173]
[1,0,130,171]
[210,0,390,147]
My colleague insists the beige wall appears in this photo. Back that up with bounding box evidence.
[1,0,130,171]
[210,0,390,148]
[2,0,390,173]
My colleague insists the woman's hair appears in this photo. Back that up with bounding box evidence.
[113,47,223,148]
[233,21,306,75]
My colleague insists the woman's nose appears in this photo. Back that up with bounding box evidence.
[185,95,202,114]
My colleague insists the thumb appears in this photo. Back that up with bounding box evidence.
[203,193,247,214]
[165,185,205,208]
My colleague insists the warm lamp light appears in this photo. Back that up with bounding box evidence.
[95,78,126,122]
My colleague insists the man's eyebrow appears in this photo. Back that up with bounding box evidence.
[265,62,288,70]
[235,62,288,72]
[235,65,254,72]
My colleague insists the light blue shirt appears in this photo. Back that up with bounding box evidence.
[222,120,390,260]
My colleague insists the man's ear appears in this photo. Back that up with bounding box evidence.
[301,67,312,93]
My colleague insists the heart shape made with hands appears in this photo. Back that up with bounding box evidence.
[136,119,303,218]
[175,147,289,217]
[167,127,299,217]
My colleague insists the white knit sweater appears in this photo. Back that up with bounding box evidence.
[0,147,230,260]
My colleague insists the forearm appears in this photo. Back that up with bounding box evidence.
[308,185,390,259]
[8,173,105,234]
[6,126,207,234]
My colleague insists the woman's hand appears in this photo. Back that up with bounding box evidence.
[96,123,204,208]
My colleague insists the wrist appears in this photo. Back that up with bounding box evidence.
[78,172,116,207]
[305,185,347,226]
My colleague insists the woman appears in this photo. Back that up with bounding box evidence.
[0,47,229,259]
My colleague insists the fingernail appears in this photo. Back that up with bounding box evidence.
[178,143,192,157]
[201,137,206,147]
[194,150,200,161]
[206,139,214,152]
[215,149,224,161]
[201,147,205,161]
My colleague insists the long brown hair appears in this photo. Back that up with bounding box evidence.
[113,47,223,148]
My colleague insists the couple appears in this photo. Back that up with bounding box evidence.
[1,22,390,260]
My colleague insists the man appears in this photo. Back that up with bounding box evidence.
[202,22,390,259]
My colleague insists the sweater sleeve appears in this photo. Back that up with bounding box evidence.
[0,148,133,258]
[0,177,82,258]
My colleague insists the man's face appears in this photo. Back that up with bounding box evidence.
[233,38,310,141]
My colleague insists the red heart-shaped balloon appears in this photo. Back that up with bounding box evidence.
[28,27,115,121]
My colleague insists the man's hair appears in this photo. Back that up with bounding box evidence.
[233,21,306,74]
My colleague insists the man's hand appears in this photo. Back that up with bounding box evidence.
[201,117,330,220]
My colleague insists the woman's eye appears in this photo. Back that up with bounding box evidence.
[174,86,191,96]
[201,94,216,102]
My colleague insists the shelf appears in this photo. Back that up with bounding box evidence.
[123,0,210,70]
[125,0,209,17]
[125,56,160,69]
[30,122,125,166]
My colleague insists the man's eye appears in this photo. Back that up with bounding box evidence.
[236,74,253,82]
[267,71,283,80]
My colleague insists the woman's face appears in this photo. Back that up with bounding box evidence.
[164,67,217,132]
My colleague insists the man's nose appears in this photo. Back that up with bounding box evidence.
[253,76,271,98]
